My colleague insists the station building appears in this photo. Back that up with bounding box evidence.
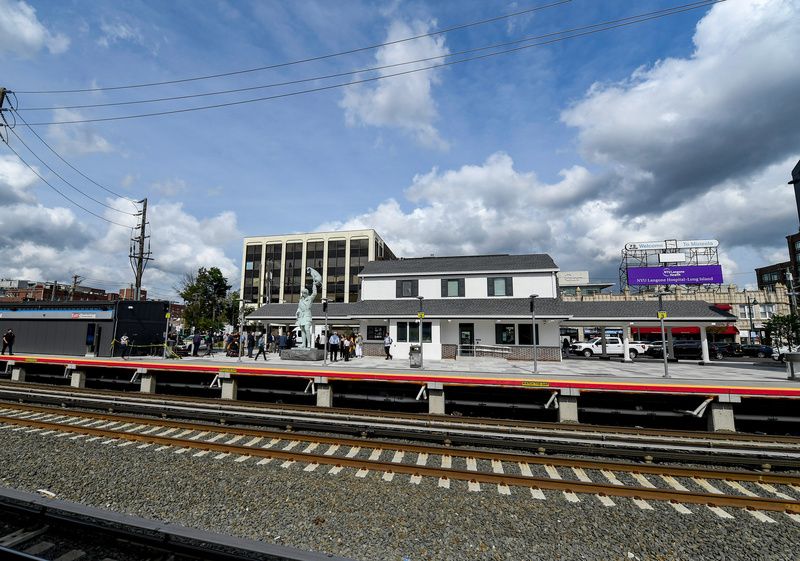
[248,253,736,361]
[240,229,396,306]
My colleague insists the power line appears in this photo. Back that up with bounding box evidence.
[18,1,721,114]
[6,126,136,216]
[0,141,135,229]
[15,0,572,94]
[19,1,724,127]
[12,109,139,206]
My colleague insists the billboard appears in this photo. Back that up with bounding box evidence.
[625,239,719,251]
[627,265,723,286]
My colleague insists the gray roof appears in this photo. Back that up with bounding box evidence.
[247,298,735,322]
[360,254,558,276]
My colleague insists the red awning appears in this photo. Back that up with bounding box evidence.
[714,304,733,311]
[632,326,738,335]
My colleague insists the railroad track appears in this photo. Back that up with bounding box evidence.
[1,383,798,468]
[0,486,352,561]
[1,403,799,524]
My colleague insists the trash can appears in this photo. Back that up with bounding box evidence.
[785,352,800,380]
[409,344,423,368]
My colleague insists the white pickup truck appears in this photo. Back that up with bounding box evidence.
[570,337,647,359]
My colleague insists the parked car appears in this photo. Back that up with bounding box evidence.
[630,341,652,351]
[710,342,743,359]
[740,344,773,358]
[772,345,800,362]
[175,336,208,356]
[570,337,647,359]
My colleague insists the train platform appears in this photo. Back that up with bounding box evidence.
[1,352,798,397]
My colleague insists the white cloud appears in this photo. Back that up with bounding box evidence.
[96,21,144,48]
[151,178,188,197]
[561,0,800,216]
[46,109,114,155]
[340,19,450,149]
[0,155,39,204]
[0,0,69,57]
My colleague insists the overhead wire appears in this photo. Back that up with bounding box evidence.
[5,126,136,216]
[19,0,725,127]
[11,109,140,207]
[14,0,573,94]
[18,1,724,113]
[0,141,135,229]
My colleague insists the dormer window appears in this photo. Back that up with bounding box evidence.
[441,278,465,297]
[488,277,513,297]
[396,279,419,298]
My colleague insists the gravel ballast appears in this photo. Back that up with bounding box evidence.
[0,428,797,561]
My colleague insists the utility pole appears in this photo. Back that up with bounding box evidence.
[69,274,84,301]
[50,281,58,301]
[0,87,8,144]
[128,198,152,301]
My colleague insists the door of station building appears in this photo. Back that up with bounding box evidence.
[459,323,474,356]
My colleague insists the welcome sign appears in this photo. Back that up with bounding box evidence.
[627,265,723,285]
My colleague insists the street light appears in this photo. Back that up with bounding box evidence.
[323,298,329,366]
[747,297,758,344]
[417,296,424,368]
[529,294,539,373]
[655,291,670,378]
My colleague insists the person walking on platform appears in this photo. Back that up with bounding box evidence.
[254,334,267,361]
[329,332,340,362]
[383,334,393,360]
[192,333,202,357]
[204,333,215,356]
[246,332,255,358]
[1,329,15,355]
[355,334,363,358]
[342,336,351,362]
[119,334,130,360]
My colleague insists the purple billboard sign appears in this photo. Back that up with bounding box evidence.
[627,265,724,286]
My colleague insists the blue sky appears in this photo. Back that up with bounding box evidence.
[1,0,799,300]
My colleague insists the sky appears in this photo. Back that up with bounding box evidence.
[1,0,799,301]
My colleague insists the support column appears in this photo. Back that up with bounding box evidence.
[707,395,739,432]
[11,367,25,382]
[428,382,445,415]
[599,327,609,360]
[666,328,676,362]
[221,378,238,400]
[140,374,156,394]
[315,377,332,407]
[70,371,86,388]
[699,325,711,364]
[558,388,579,423]
[621,326,632,363]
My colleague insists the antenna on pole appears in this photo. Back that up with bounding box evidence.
[128,198,152,300]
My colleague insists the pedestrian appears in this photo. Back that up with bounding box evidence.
[268,332,276,353]
[342,336,351,361]
[2,329,15,355]
[247,331,255,358]
[329,332,340,362]
[205,333,215,356]
[355,334,363,358]
[315,334,320,349]
[119,333,130,360]
[383,333,393,360]
[254,334,267,361]
[278,333,287,352]
[562,338,571,356]
[192,332,202,357]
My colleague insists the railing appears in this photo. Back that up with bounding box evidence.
[458,344,511,358]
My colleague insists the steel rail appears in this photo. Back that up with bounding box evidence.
[1,414,798,515]
[2,396,798,469]
[2,380,798,446]
[2,406,799,487]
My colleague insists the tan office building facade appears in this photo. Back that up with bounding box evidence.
[241,229,396,305]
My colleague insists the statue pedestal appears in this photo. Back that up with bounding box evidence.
[281,348,325,361]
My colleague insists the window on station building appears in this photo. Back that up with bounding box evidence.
[396,321,431,342]
[367,325,386,340]
[326,239,346,302]
[518,324,539,345]
[441,278,465,297]
[396,279,419,298]
[487,277,513,297]
[495,323,515,345]
[397,321,408,342]
[243,245,262,303]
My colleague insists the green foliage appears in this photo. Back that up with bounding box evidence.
[763,314,800,347]
[178,267,232,331]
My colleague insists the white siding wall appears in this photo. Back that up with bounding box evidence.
[360,272,557,300]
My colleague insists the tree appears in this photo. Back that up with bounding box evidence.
[764,314,800,347]
[178,267,232,332]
